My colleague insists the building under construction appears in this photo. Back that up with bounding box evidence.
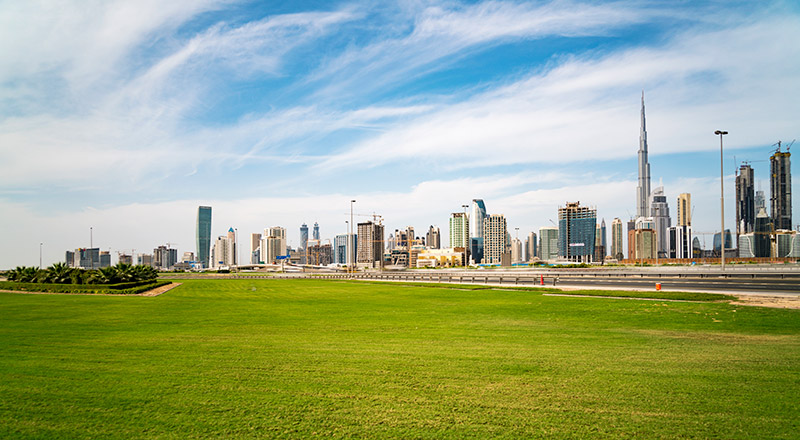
[357,221,384,268]
[770,143,792,230]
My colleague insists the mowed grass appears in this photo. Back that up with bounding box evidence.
[0,279,798,439]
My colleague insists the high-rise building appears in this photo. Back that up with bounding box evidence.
[774,230,796,258]
[449,212,469,249]
[226,227,237,266]
[754,207,771,258]
[526,231,537,261]
[558,202,597,262]
[668,225,692,259]
[600,218,607,253]
[712,230,733,255]
[636,92,651,219]
[594,223,605,262]
[313,222,320,241]
[755,190,766,211]
[611,218,624,260]
[482,214,507,264]
[677,193,691,226]
[470,199,487,263]
[357,222,384,268]
[196,206,212,268]
[261,227,287,264]
[539,227,559,261]
[426,226,440,249]
[649,186,671,258]
[250,233,262,264]
[299,224,309,251]
[770,146,792,230]
[736,164,755,235]
[738,233,755,258]
[154,245,178,269]
[510,237,523,264]
[211,235,233,268]
[334,234,348,264]
[628,229,656,260]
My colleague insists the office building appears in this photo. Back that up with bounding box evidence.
[677,193,691,226]
[470,199,487,263]
[66,247,100,269]
[334,234,348,265]
[611,218,624,260]
[636,92,651,218]
[539,227,559,261]
[482,214,507,264]
[668,225,692,259]
[770,146,792,230]
[196,206,212,268]
[137,253,153,267]
[755,190,766,211]
[712,230,733,255]
[775,230,796,258]
[119,254,133,265]
[357,221,384,268]
[736,164,755,235]
[649,186,671,258]
[738,233,755,258]
[754,207,772,258]
[313,222,320,241]
[557,202,597,262]
[426,226,441,249]
[299,224,309,251]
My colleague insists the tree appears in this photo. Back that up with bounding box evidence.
[44,263,73,284]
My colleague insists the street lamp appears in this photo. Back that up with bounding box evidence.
[39,242,43,269]
[715,130,728,271]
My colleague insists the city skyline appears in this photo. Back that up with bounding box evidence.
[2,1,799,268]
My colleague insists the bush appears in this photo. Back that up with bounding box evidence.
[0,280,169,295]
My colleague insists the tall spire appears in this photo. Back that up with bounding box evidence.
[636,91,651,218]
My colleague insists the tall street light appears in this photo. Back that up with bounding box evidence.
[39,242,43,269]
[715,130,728,271]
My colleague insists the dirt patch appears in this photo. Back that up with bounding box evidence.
[0,282,181,297]
[731,295,800,309]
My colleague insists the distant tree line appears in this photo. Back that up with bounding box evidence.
[6,263,158,285]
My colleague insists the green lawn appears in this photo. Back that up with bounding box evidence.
[1,279,798,439]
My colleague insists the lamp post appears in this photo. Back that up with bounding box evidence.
[39,242,43,269]
[350,199,356,274]
[715,130,728,271]
[90,226,94,270]
[234,227,239,269]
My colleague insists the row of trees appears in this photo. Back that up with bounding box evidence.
[5,263,158,285]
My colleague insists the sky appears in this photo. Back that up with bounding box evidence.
[1,0,799,268]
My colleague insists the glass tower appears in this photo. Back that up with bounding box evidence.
[196,206,212,268]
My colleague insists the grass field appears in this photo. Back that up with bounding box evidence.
[1,279,798,439]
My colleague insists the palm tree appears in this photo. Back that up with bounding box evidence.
[132,265,158,281]
[45,263,73,284]
[114,263,135,283]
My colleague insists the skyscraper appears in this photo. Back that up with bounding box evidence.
[754,207,772,258]
[250,233,262,264]
[482,214,507,264]
[649,186,671,258]
[449,212,469,249]
[426,226,440,249]
[677,193,691,227]
[313,222,320,240]
[510,237,522,264]
[736,164,755,235]
[611,218,623,260]
[558,202,597,263]
[770,146,792,230]
[526,231,537,261]
[357,221,384,268]
[539,227,559,261]
[470,199,487,263]
[299,223,308,251]
[196,206,212,268]
[227,227,237,266]
[636,92,651,219]
[261,227,287,264]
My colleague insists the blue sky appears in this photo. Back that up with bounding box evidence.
[1,0,799,268]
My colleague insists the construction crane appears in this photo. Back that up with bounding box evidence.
[772,139,795,153]
[343,213,384,225]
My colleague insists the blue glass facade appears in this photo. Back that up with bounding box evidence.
[196,206,212,268]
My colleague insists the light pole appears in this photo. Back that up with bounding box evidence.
[90,226,94,270]
[715,130,728,271]
[350,199,356,274]
[234,227,238,269]
[39,242,43,269]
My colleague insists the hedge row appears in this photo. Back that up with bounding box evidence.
[0,280,170,295]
